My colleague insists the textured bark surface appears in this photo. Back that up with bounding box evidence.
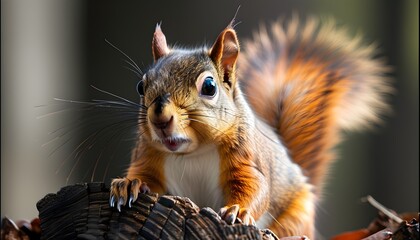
[36,182,279,240]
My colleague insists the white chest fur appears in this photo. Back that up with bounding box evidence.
[164,145,224,210]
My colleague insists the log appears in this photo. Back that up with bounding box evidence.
[36,182,280,240]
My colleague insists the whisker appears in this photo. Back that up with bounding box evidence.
[53,98,96,105]
[34,104,50,108]
[90,85,145,109]
[189,107,241,118]
[124,60,143,77]
[90,152,103,182]
[123,59,142,74]
[38,85,148,184]
[37,108,79,119]
[48,137,73,158]
[66,120,139,184]
[135,125,148,139]
[102,157,112,183]
[37,101,144,122]
[91,122,139,182]
[44,110,139,149]
[41,136,61,147]
[189,124,206,142]
[105,39,143,75]
[124,66,143,78]
[56,132,93,175]
[187,117,227,138]
[66,152,83,184]
[56,118,137,175]
[102,135,123,183]
[266,211,285,230]
[182,113,230,124]
[91,99,147,111]
[255,122,281,144]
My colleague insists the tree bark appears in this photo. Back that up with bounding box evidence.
[36,182,279,240]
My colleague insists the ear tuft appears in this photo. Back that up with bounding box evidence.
[152,24,170,62]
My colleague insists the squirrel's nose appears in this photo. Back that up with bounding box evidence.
[152,115,174,130]
[152,93,171,115]
[149,93,174,131]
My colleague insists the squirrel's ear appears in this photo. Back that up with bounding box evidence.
[152,24,170,62]
[209,28,240,87]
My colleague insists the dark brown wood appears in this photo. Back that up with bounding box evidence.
[36,182,279,240]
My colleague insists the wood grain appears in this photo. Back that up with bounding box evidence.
[36,182,279,240]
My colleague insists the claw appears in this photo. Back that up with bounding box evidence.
[110,177,145,212]
[128,193,134,208]
[241,214,250,225]
[225,212,236,225]
[117,198,124,212]
[223,205,238,224]
[238,208,254,225]
[219,205,254,226]
[110,195,115,207]
[218,206,227,218]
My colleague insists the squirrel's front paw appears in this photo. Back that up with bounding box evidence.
[218,205,256,226]
[109,178,150,211]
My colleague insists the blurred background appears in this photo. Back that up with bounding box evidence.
[1,0,418,238]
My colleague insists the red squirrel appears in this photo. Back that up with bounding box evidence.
[109,17,391,238]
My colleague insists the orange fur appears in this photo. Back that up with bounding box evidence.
[126,144,166,195]
[110,17,391,239]
[268,184,315,237]
[239,18,391,191]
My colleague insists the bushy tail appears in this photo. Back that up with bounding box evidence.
[239,17,392,191]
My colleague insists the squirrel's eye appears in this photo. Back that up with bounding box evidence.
[201,77,217,97]
[136,81,144,96]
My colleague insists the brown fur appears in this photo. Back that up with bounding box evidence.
[110,17,391,239]
[239,17,392,190]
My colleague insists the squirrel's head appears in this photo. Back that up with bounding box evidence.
[138,24,241,154]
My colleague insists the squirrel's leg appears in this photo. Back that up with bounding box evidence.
[110,154,166,210]
[219,151,270,225]
[268,184,315,239]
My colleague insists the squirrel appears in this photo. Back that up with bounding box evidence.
[109,16,391,238]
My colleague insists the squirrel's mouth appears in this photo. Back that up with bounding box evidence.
[162,137,190,152]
